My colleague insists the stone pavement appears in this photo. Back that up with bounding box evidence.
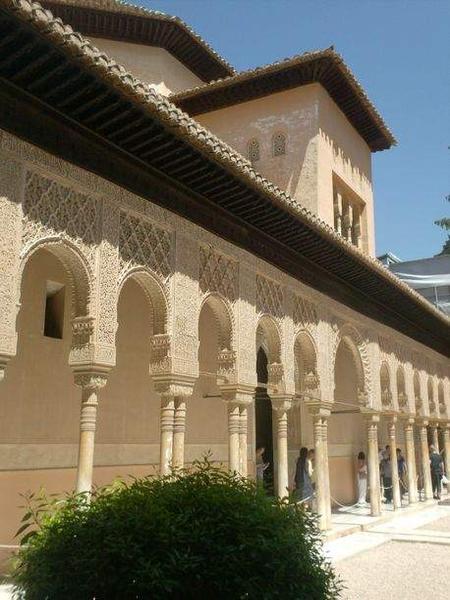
[326,503,450,599]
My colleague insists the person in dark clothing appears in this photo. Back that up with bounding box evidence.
[430,445,444,500]
[397,448,407,496]
[380,449,393,503]
[294,446,313,505]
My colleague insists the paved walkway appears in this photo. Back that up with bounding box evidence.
[325,503,450,599]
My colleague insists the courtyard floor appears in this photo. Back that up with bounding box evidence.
[326,502,450,600]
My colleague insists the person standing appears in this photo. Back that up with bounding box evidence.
[357,451,368,506]
[430,445,444,500]
[397,448,407,497]
[381,448,393,503]
[255,447,269,489]
[294,447,313,505]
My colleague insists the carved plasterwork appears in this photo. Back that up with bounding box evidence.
[119,211,171,280]
[293,294,318,332]
[256,273,283,318]
[199,245,238,301]
[149,333,172,375]
[23,171,100,268]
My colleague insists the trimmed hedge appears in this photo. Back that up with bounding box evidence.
[10,460,340,599]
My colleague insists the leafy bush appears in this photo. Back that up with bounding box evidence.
[10,460,340,599]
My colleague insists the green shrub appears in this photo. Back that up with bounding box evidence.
[10,460,341,599]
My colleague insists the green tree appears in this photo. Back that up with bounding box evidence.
[435,194,450,255]
[9,460,341,600]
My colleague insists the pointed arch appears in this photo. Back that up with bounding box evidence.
[427,376,437,416]
[438,381,446,417]
[413,370,422,414]
[380,361,393,408]
[19,238,92,318]
[256,315,281,364]
[333,324,370,405]
[396,365,408,410]
[294,329,319,394]
[200,292,234,352]
[118,266,168,335]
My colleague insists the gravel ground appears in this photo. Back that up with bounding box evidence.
[335,541,448,600]
[418,515,450,532]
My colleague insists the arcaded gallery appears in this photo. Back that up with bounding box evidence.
[0,0,449,557]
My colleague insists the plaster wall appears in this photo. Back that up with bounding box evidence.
[89,38,203,95]
[0,129,448,547]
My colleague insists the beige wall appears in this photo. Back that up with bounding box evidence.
[89,38,203,95]
[196,83,375,254]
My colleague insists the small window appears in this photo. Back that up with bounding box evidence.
[247,139,260,163]
[44,280,65,339]
[272,133,286,157]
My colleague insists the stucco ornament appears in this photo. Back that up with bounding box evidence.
[199,245,238,301]
[256,273,284,318]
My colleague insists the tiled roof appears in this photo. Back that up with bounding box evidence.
[0,0,448,352]
[41,0,235,81]
[172,48,396,152]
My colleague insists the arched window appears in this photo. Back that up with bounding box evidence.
[272,132,286,157]
[247,139,260,163]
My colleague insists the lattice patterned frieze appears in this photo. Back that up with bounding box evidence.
[199,245,238,301]
[293,294,318,329]
[119,211,171,279]
[149,333,172,375]
[23,171,100,264]
[256,274,283,318]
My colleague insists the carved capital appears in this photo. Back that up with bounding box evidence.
[270,394,293,413]
[220,383,254,407]
[217,348,236,383]
[74,372,108,391]
[149,333,172,376]
[267,362,284,393]
[153,374,196,399]
[305,399,332,418]
[71,316,95,347]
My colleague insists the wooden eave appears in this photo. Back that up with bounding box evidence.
[41,1,234,82]
[173,53,394,152]
[0,4,448,357]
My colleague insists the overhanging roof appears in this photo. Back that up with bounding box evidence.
[40,0,234,82]
[0,0,448,357]
[172,49,396,152]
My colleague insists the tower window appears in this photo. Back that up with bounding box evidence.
[247,139,260,163]
[44,280,65,339]
[272,133,286,157]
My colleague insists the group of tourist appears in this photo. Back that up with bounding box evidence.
[256,442,447,505]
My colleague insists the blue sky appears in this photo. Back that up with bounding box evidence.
[144,0,449,260]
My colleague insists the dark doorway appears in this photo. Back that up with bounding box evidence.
[255,347,274,493]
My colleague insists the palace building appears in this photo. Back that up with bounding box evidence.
[0,0,449,556]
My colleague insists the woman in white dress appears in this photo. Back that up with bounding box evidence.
[357,451,368,506]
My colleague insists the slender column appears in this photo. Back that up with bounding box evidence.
[404,417,418,504]
[172,397,187,470]
[388,416,401,509]
[443,425,450,480]
[239,405,248,477]
[334,191,342,235]
[271,396,292,499]
[227,402,241,473]
[322,418,332,524]
[159,395,175,475]
[419,420,433,500]
[365,413,382,516]
[74,373,107,494]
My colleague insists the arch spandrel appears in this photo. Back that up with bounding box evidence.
[294,329,320,400]
[256,314,284,394]
[332,323,371,408]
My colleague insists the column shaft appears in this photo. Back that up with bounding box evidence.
[388,419,401,509]
[404,420,418,504]
[419,423,433,500]
[366,418,381,516]
[443,427,450,480]
[275,409,289,498]
[313,415,330,530]
[76,386,99,494]
[172,398,186,470]
[160,396,175,475]
[239,406,248,477]
[432,426,439,453]
[228,403,241,473]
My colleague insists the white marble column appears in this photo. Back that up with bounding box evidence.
[271,396,292,499]
[364,412,381,516]
[74,373,107,494]
[307,401,332,531]
[419,419,433,500]
[226,402,241,473]
[388,415,401,509]
[172,397,187,470]
[443,424,450,481]
[404,417,418,504]
[159,395,175,475]
[431,424,439,452]
[239,405,248,477]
